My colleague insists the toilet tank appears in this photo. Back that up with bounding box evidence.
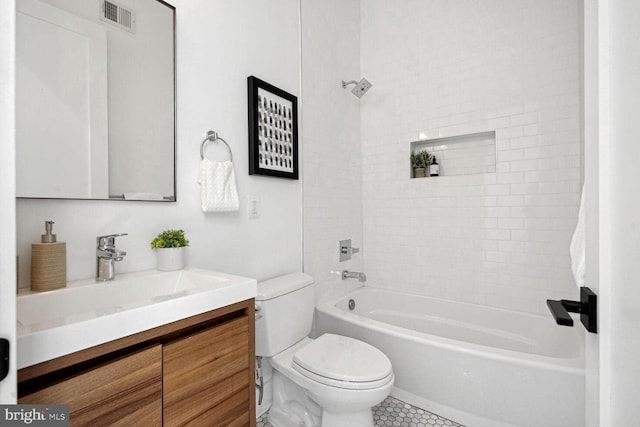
[255,272,315,357]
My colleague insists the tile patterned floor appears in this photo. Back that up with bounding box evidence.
[257,396,465,427]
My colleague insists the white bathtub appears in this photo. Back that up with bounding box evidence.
[315,287,585,427]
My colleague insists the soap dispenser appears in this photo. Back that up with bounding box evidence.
[30,221,66,292]
[429,156,440,177]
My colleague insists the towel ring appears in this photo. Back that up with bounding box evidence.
[200,130,233,161]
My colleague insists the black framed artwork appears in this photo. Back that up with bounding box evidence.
[247,76,298,180]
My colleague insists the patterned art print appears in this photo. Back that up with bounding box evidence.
[248,76,298,179]
[257,88,294,173]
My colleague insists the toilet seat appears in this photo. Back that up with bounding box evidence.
[292,333,393,390]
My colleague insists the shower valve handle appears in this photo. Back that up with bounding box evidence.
[341,246,359,255]
[339,239,360,261]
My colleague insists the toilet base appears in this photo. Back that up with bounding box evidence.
[268,368,380,427]
[269,371,321,427]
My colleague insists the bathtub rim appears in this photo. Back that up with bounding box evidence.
[316,285,585,376]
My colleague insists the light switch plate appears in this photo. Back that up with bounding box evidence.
[247,195,260,219]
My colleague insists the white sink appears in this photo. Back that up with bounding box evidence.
[17,268,257,369]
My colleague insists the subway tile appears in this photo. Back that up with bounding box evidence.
[486,184,511,196]
[510,111,539,126]
[497,149,524,162]
[306,0,584,316]
[510,135,539,149]
[497,126,524,139]
[498,218,525,229]
[497,172,524,184]
[510,159,539,172]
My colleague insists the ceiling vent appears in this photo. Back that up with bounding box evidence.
[100,0,136,33]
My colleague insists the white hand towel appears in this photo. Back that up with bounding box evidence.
[569,184,586,288]
[198,159,240,212]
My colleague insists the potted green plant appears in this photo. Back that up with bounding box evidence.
[410,150,431,178]
[151,229,189,271]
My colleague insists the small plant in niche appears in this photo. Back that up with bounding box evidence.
[151,229,189,271]
[410,150,431,178]
[151,229,189,248]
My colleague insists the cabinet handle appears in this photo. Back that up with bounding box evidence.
[0,339,8,383]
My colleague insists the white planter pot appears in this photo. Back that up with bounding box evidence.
[155,247,185,271]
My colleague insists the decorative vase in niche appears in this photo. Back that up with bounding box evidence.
[414,167,426,178]
[156,247,185,271]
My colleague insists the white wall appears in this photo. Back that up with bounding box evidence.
[606,0,640,423]
[583,0,601,424]
[16,0,303,288]
[301,0,364,304]
[360,0,583,314]
[0,0,17,404]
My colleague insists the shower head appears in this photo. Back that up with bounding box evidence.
[341,78,373,98]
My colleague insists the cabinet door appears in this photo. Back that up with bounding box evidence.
[163,315,250,426]
[20,345,162,426]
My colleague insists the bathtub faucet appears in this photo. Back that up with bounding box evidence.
[342,270,367,282]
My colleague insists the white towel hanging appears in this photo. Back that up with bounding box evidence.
[198,159,240,212]
[569,184,586,288]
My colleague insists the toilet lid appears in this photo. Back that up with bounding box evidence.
[292,334,393,389]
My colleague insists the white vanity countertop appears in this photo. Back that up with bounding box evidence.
[17,268,257,369]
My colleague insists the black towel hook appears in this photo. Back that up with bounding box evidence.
[547,287,597,333]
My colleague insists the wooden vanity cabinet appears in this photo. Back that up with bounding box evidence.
[20,345,162,426]
[18,299,256,427]
[164,316,250,426]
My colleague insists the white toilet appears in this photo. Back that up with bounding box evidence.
[255,272,394,427]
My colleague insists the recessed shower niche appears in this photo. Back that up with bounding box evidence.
[410,131,496,178]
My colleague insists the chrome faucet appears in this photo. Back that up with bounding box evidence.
[96,233,128,281]
[342,270,367,282]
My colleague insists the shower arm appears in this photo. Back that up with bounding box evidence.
[341,80,358,88]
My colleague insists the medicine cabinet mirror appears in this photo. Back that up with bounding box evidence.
[16,0,176,201]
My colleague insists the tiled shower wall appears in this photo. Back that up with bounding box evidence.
[301,0,364,305]
[360,0,582,314]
